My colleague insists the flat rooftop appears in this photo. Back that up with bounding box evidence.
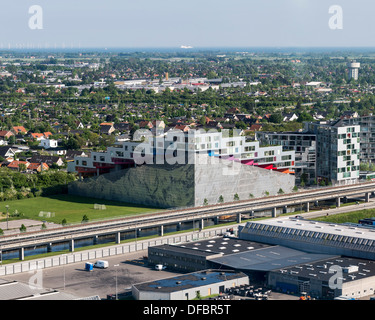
[273,256,375,283]
[210,246,337,272]
[133,269,247,293]
[0,279,80,300]
[242,217,375,242]
[177,236,271,256]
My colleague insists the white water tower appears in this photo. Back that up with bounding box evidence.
[348,60,360,81]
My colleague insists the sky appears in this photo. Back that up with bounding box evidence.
[0,0,374,49]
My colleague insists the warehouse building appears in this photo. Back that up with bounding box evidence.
[147,237,270,272]
[148,227,375,299]
[238,217,375,260]
[132,269,249,300]
[268,256,375,299]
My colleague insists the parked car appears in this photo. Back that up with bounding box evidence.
[155,264,166,271]
[93,260,109,269]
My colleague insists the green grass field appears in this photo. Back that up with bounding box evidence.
[313,208,375,224]
[0,194,161,225]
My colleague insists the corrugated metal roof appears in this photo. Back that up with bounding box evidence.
[210,246,337,271]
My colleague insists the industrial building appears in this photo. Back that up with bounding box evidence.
[148,237,271,272]
[238,217,375,260]
[132,269,249,300]
[146,217,375,299]
[268,256,375,300]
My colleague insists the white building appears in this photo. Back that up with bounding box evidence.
[72,129,295,176]
[39,138,58,149]
[305,121,360,185]
[132,269,249,300]
[348,61,360,81]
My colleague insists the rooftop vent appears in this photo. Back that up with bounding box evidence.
[343,266,359,274]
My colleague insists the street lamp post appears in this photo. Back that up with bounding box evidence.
[62,254,67,290]
[114,264,119,300]
[5,205,9,230]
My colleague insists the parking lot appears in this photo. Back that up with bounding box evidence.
[0,249,180,299]
[0,248,302,300]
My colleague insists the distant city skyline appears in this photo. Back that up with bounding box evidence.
[2,0,375,49]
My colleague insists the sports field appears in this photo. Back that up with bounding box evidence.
[0,194,161,225]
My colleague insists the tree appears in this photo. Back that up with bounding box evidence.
[61,218,67,226]
[269,113,283,124]
[218,195,224,203]
[19,224,27,232]
[19,163,27,172]
[297,111,313,123]
[234,193,240,201]
[203,198,208,206]
[81,215,89,223]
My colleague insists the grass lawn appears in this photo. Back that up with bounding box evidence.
[312,207,375,224]
[0,194,161,225]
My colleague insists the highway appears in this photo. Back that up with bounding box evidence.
[0,181,375,252]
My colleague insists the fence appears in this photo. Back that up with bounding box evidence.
[0,226,233,276]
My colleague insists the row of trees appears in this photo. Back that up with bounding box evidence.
[0,168,77,201]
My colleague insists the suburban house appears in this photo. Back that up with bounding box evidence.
[114,122,130,132]
[39,138,58,149]
[99,123,115,135]
[66,150,88,161]
[7,160,29,171]
[283,113,299,122]
[0,130,14,140]
[75,121,84,129]
[30,132,53,141]
[27,162,49,172]
[0,146,18,161]
[12,126,28,135]
[139,120,153,129]
[29,155,64,167]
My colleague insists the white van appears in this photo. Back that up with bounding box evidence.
[155,264,166,271]
[94,260,109,269]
